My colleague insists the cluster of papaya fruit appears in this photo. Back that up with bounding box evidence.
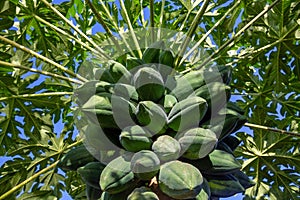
[58,42,254,199]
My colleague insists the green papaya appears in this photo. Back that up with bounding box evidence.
[133,67,165,102]
[58,144,96,171]
[101,189,132,200]
[171,66,232,100]
[109,61,132,83]
[130,150,160,180]
[82,124,121,155]
[100,155,137,194]
[100,68,115,83]
[206,174,244,198]
[168,97,207,132]
[222,135,241,151]
[193,178,211,200]
[159,160,203,199]
[218,109,247,140]
[120,125,153,152]
[233,171,255,190]
[158,94,177,114]
[191,82,231,115]
[170,70,206,100]
[201,108,247,141]
[127,187,159,200]
[158,49,175,81]
[136,101,167,134]
[178,128,218,159]
[186,149,241,175]
[142,41,165,63]
[214,65,232,85]
[75,80,111,105]
[159,49,175,67]
[152,135,181,163]
[81,94,118,129]
[110,96,137,129]
[86,184,102,200]
[216,141,234,155]
[112,83,138,102]
[126,56,144,70]
[78,162,106,189]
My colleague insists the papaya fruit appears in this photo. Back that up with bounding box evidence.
[206,174,244,198]
[152,135,181,163]
[191,82,231,115]
[186,149,241,176]
[133,67,165,102]
[112,83,138,102]
[136,101,167,134]
[158,94,177,114]
[126,56,144,70]
[130,150,160,180]
[142,41,165,63]
[86,184,102,200]
[100,155,138,194]
[58,144,96,171]
[127,187,159,200]
[168,97,207,132]
[120,125,153,152]
[78,162,106,189]
[178,128,218,159]
[159,160,203,199]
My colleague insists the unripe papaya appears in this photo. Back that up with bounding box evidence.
[222,135,241,151]
[100,155,137,194]
[168,97,207,132]
[142,41,165,63]
[159,160,203,199]
[152,135,181,163]
[58,144,96,171]
[158,94,177,114]
[133,67,165,102]
[86,184,102,200]
[233,171,255,190]
[120,125,153,152]
[81,94,118,129]
[127,187,159,200]
[159,49,175,67]
[112,83,138,102]
[187,149,241,176]
[126,56,144,70]
[206,174,244,198]
[178,128,218,160]
[191,82,231,115]
[78,162,106,189]
[136,101,167,134]
[130,150,160,180]
[108,61,132,83]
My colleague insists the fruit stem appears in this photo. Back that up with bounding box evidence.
[174,0,210,69]
[85,0,124,55]
[150,0,155,43]
[119,0,143,59]
[179,0,242,66]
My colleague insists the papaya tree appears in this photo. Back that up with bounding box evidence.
[0,0,299,199]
